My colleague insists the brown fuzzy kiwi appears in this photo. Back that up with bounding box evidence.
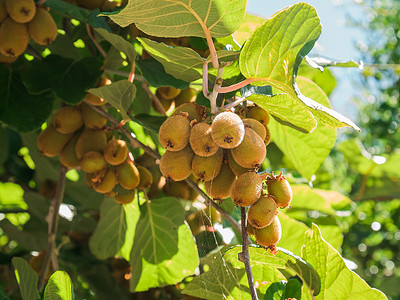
[174,87,196,107]
[211,111,245,149]
[247,194,278,229]
[230,171,263,207]
[254,215,282,247]
[75,128,107,159]
[80,151,106,173]
[242,118,266,141]
[158,114,190,151]
[266,172,293,208]
[0,18,29,57]
[52,106,83,134]
[191,148,223,182]
[164,181,191,199]
[231,127,266,169]
[0,52,18,63]
[84,93,106,106]
[60,134,80,169]
[159,146,194,181]
[226,149,251,177]
[136,166,153,189]
[153,92,174,114]
[172,103,207,122]
[114,191,135,204]
[246,105,270,126]
[204,161,236,200]
[92,167,117,194]
[116,160,140,190]
[80,102,107,130]
[156,86,181,100]
[247,223,256,236]
[264,126,271,146]
[37,125,73,157]
[104,139,129,166]
[5,0,35,23]
[28,7,57,45]
[189,122,219,157]
[0,0,7,23]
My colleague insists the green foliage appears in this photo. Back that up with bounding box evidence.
[12,257,40,300]
[44,271,74,300]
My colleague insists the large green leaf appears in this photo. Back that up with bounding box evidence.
[263,279,302,300]
[290,185,337,216]
[276,214,309,256]
[94,28,136,62]
[104,0,247,38]
[338,139,376,175]
[0,66,54,133]
[44,271,74,300]
[129,197,199,292]
[89,197,140,260]
[233,13,264,46]
[12,257,40,300]
[301,224,387,300]
[87,79,136,121]
[1,219,47,250]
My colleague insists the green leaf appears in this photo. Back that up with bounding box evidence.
[233,13,264,46]
[301,224,387,299]
[306,56,363,69]
[23,55,102,105]
[290,185,337,216]
[338,139,376,175]
[12,257,40,300]
[0,182,26,210]
[276,214,309,256]
[89,197,140,260]
[94,28,136,62]
[1,219,47,250]
[87,79,136,121]
[264,279,302,300]
[130,197,199,292]
[104,0,247,38]
[45,0,91,21]
[44,271,74,300]
[0,284,11,300]
[129,114,167,133]
[0,66,55,133]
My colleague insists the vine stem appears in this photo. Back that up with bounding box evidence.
[208,66,225,115]
[224,96,246,110]
[141,81,167,116]
[128,60,136,83]
[214,78,262,94]
[86,24,107,58]
[37,166,67,292]
[239,207,258,300]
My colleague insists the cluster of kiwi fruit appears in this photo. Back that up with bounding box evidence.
[0,0,57,63]
[37,77,153,204]
[154,86,197,115]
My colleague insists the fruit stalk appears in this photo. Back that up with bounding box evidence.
[86,23,106,58]
[142,81,167,116]
[37,165,67,292]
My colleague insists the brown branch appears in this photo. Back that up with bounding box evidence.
[37,166,67,292]
[86,24,107,58]
[238,207,258,300]
[141,81,167,116]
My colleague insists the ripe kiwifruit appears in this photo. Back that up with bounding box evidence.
[37,125,73,157]
[174,87,196,107]
[60,134,80,169]
[246,105,270,125]
[254,216,282,248]
[5,0,35,23]
[80,151,106,173]
[28,7,57,45]
[76,0,105,9]
[101,0,120,10]
[84,78,110,105]
[157,86,181,100]
[0,52,18,63]
[158,114,190,151]
[29,251,53,280]
[243,118,266,141]
[231,127,266,169]
[80,102,107,130]
[0,0,7,22]
[266,173,293,208]
[211,111,245,149]
[92,167,117,194]
[226,149,250,177]
[114,191,135,204]
[189,123,219,157]
[136,166,153,189]
[159,146,194,181]
[172,103,207,122]
[247,223,256,236]
[247,194,277,229]
[116,160,140,190]
[230,171,263,207]
[75,128,107,159]
[204,161,236,200]
[0,18,29,57]
[153,92,174,114]
[164,181,190,199]
[264,126,271,146]
[104,139,129,165]
[191,149,223,182]
[52,106,83,134]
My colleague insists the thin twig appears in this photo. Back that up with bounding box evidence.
[104,69,144,81]
[208,66,225,115]
[141,81,167,116]
[37,166,67,292]
[128,60,136,83]
[203,61,209,98]
[238,207,258,300]
[224,96,246,110]
[86,24,107,58]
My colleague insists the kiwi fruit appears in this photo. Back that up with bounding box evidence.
[164,181,191,199]
[189,123,219,157]
[0,0,7,22]
[247,223,256,236]
[226,149,250,176]
[246,105,270,126]
[231,127,266,169]
[75,128,107,159]
[159,146,194,181]
[242,118,266,141]
[101,0,120,10]
[254,216,282,248]
[29,251,53,280]
[28,7,58,45]
[60,134,80,169]
[80,151,106,173]
[52,106,83,134]
[158,114,190,151]
[264,126,271,146]
[85,93,106,106]
[37,125,73,157]
[153,92,174,114]
[116,160,140,190]
[5,0,35,23]
[136,166,153,189]
[92,167,117,194]
[76,0,105,9]
[172,103,207,122]
[80,102,107,130]
[0,52,18,63]
[174,87,196,107]
[211,111,245,149]
[247,194,277,229]
[266,173,293,208]
[104,139,129,166]
[114,191,136,204]
[191,149,223,182]
[230,171,263,207]
[204,161,236,200]
[0,18,29,57]
[157,86,181,100]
